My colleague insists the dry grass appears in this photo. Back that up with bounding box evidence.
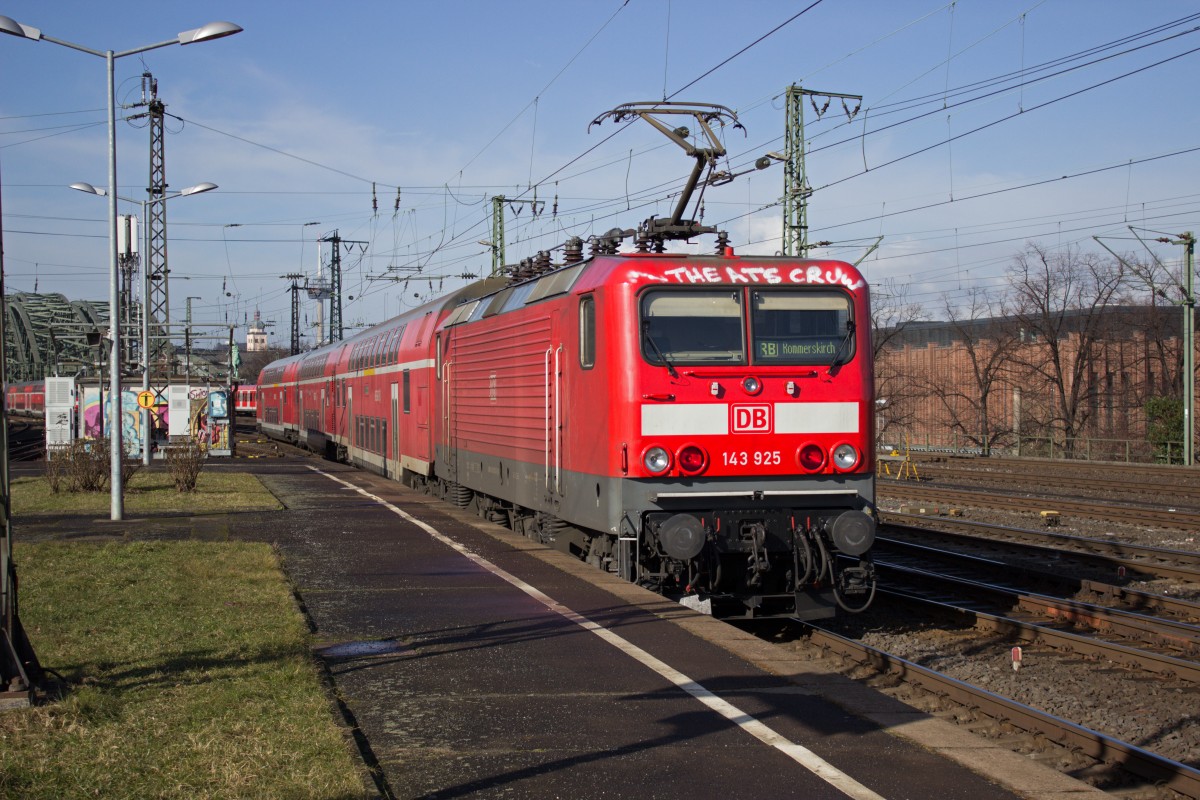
[0,540,368,799]
[11,471,282,516]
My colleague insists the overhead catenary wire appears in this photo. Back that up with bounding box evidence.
[4,6,1198,335]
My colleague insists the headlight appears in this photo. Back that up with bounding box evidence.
[741,376,762,395]
[833,443,860,471]
[643,446,671,474]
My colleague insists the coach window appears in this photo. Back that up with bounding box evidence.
[402,370,411,413]
[579,295,595,369]
[750,290,853,366]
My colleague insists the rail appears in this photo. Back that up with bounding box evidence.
[807,625,1200,798]
[880,515,1200,583]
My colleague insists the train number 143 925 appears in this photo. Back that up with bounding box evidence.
[722,450,781,466]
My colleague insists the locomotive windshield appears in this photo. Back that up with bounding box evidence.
[641,290,744,365]
[639,288,854,367]
[750,290,853,365]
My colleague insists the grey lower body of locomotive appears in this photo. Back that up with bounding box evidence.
[445,446,877,620]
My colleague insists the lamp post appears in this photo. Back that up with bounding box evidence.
[0,15,241,520]
[70,182,218,466]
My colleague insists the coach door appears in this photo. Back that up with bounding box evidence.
[390,382,399,477]
[440,332,458,483]
[347,385,354,458]
[545,313,563,500]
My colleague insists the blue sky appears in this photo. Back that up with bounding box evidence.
[1,1,1197,347]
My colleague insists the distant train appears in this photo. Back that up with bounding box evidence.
[5,381,255,419]
[256,102,877,620]
[233,384,257,416]
[4,381,45,418]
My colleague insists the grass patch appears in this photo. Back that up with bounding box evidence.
[0,541,367,799]
[11,471,283,516]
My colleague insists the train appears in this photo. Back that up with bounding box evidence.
[233,384,257,416]
[257,102,878,620]
[256,241,878,619]
[5,380,255,420]
[4,382,45,418]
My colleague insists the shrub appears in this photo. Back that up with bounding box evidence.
[61,438,110,493]
[165,440,206,492]
[43,438,149,493]
[44,446,69,493]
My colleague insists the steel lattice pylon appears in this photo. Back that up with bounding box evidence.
[782,85,861,257]
[145,93,170,368]
[782,86,808,258]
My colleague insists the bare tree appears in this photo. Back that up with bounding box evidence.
[1125,253,1184,398]
[922,287,1021,456]
[870,278,928,444]
[239,347,290,384]
[1006,243,1129,454]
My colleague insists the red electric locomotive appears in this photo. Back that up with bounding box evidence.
[258,103,877,619]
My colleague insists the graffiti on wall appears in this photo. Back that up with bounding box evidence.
[81,387,145,456]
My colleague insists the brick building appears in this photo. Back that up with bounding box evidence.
[875,305,1186,458]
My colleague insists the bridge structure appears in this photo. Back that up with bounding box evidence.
[2,292,111,383]
[1,292,226,385]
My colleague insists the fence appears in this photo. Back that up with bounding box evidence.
[882,431,1187,465]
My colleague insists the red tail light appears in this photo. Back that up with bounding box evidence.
[797,443,825,472]
[677,444,708,475]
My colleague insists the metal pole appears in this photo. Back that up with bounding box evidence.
[106,50,123,520]
[1186,232,1196,466]
[141,199,151,466]
[185,299,195,383]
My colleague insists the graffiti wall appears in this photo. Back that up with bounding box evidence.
[78,384,231,457]
[81,387,145,456]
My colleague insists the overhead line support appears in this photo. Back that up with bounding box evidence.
[783,85,861,257]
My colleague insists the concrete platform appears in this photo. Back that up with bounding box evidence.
[16,456,1113,799]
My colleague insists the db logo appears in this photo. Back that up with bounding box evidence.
[731,404,772,433]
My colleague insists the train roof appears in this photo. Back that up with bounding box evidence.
[257,249,868,382]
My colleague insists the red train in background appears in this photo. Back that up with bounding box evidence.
[257,103,877,620]
[233,385,257,416]
[4,382,44,418]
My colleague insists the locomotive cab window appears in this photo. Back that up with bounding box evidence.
[639,290,744,365]
[579,295,595,369]
[750,290,853,366]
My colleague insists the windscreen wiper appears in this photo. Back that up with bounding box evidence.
[825,320,856,377]
[642,323,679,378]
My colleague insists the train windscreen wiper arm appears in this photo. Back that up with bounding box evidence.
[825,320,856,377]
[642,323,679,378]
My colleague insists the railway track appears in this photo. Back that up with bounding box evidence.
[880,479,1200,531]
[877,567,1200,680]
[913,462,1200,503]
[914,455,1200,487]
[797,512,1200,796]
[805,624,1200,799]
[875,534,1200,624]
[879,515,1200,584]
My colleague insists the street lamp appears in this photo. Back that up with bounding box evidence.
[69,181,218,466]
[0,15,241,520]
